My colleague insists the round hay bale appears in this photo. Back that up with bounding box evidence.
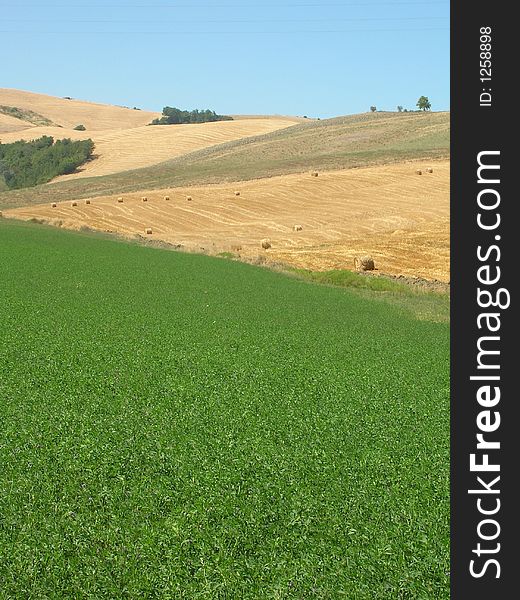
[186,195,192,201]
[427,167,434,173]
[354,255,375,271]
[164,195,170,201]
[293,225,303,231]
[261,239,271,250]
[234,191,240,196]
[145,227,152,235]
[142,196,148,202]
[311,171,319,177]
[416,169,422,175]
[71,201,77,207]
[85,199,91,205]
[51,202,57,208]
[117,197,123,203]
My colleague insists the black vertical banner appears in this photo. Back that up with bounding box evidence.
[451,1,516,598]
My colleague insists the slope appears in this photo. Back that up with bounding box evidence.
[0,88,159,132]
[0,218,449,598]
[4,160,450,281]
[0,110,450,209]
[0,118,300,181]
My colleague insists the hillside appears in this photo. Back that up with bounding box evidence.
[0,88,159,131]
[0,218,449,598]
[0,89,300,184]
[0,110,450,209]
[0,111,34,134]
[0,119,300,181]
[5,160,450,281]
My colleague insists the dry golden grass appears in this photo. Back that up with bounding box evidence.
[5,160,449,281]
[0,88,159,131]
[0,89,298,180]
[0,111,34,134]
[1,120,301,180]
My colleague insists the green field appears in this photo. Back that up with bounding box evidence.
[0,220,449,598]
[0,111,449,210]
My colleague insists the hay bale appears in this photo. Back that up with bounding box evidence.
[186,195,192,201]
[261,239,271,250]
[293,225,303,231]
[164,195,170,201]
[142,196,148,202]
[51,203,57,208]
[311,171,319,177]
[354,255,375,271]
[85,199,91,205]
[416,169,422,175]
[117,197,123,203]
[427,167,434,173]
[71,201,77,207]
[234,191,240,196]
[145,227,152,235]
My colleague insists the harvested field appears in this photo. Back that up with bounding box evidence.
[0,119,299,181]
[0,88,159,131]
[0,111,34,134]
[5,160,450,281]
[0,89,299,182]
[0,111,449,209]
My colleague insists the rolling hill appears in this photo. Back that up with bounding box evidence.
[5,160,450,281]
[0,88,300,183]
[0,110,449,209]
[0,88,159,131]
[0,91,449,282]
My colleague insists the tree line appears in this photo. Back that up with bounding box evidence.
[150,106,233,125]
[0,136,94,189]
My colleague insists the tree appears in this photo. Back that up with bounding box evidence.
[397,105,403,112]
[370,106,377,113]
[416,96,431,111]
[150,106,233,125]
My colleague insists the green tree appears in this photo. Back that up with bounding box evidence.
[150,106,233,125]
[0,136,94,189]
[416,96,431,111]
[397,105,403,112]
[370,106,377,113]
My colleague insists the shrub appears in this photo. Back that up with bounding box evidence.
[73,124,86,131]
[150,106,233,125]
[0,136,94,189]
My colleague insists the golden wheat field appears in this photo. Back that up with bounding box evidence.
[4,160,450,281]
[1,89,299,179]
[41,119,297,180]
[0,88,159,131]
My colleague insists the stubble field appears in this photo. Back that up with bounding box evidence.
[4,160,450,281]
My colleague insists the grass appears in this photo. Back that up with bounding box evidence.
[0,105,57,126]
[285,268,450,323]
[0,220,449,598]
[0,111,449,209]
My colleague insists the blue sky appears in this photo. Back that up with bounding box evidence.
[0,1,449,118]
